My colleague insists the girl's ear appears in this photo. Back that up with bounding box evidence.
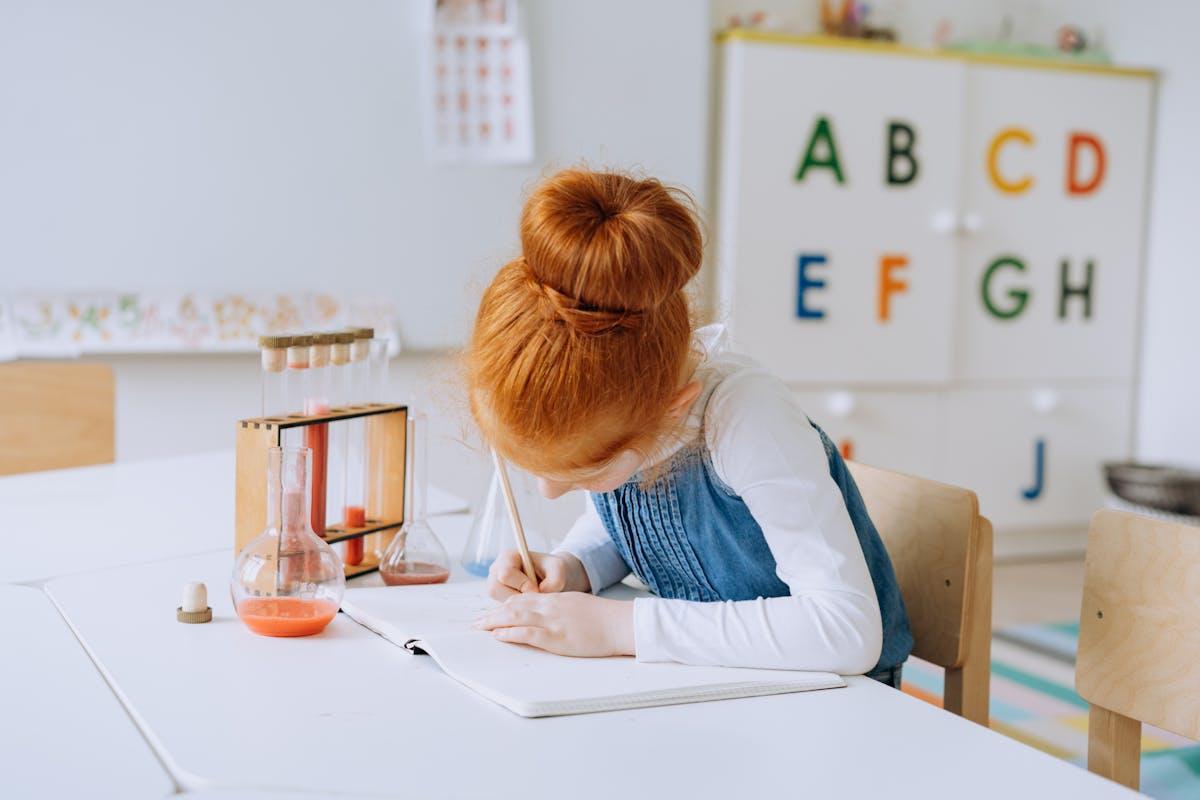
[666,380,702,422]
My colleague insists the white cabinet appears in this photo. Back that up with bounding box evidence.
[715,40,965,385]
[956,66,1155,381]
[793,390,944,479]
[716,32,1156,537]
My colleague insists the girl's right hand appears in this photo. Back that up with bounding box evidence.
[487,550,591,600]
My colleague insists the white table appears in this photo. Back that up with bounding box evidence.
[0,584,175,799]
[45,547,1142,799]
[0,451,468,585]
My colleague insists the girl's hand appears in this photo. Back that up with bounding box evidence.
[487,550,590,600]
[475,593,635,658]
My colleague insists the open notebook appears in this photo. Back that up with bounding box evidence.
[341,581,844,718]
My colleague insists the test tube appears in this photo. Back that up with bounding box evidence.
[259,334,290,418]
[342,328,371,565]
[282,334,312,449]
[326,331,354,559]
[365,330,390,405]
[362,330,394,555]
[306,333,334,538]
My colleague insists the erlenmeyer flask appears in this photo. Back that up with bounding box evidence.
[461,463,548,577]
[380,412,451,585]
[232,445,345,637]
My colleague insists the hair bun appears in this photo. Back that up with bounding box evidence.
[519,170,702,314]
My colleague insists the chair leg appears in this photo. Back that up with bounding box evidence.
[945,517,993,726]
[1088,705,1141,790]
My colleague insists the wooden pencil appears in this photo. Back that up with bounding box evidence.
[491,449,538,587]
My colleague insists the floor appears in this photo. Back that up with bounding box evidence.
[992,556,1086,629]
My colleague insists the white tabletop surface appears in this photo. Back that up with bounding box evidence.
[0,451,468,585]
[0,584,176,799]
[45,546,1141,799]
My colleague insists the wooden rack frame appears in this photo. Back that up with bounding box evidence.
[235,404,407,579]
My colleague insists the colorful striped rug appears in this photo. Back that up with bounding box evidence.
[902,622,1200,799]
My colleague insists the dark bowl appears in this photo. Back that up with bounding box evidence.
[1104,461,1200,516]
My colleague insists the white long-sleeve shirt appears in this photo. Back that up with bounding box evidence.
[555,327,883,674]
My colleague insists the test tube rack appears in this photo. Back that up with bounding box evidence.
[235,404,408,579]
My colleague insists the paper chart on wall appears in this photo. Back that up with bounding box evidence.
[0,292,399,358]
[425,0,533,164]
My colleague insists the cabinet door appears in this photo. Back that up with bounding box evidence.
[939,385,1133,530]
[794,389,945,480]
[957,65,1155,381]
[715,40,965,385]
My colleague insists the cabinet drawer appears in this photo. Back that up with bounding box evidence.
[938,385,1133,530]
[794,389,945,479]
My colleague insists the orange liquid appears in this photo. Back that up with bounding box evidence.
[343,505,366,528]
[236,596,339,637]
[342,505,366,566]
[380,561,451,586]
[305,413,329,537]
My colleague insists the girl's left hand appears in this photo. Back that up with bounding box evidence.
[475,592,635,658]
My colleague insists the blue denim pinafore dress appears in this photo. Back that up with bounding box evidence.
[591,421,913,685]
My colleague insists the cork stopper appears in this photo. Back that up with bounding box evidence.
[309,332,332,368]
[331,340,351,366]
[287,334,312,369]
[348,328,370,362]
[177,581,212,624]
[259,335,289,373]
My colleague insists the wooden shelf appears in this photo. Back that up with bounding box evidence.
[321,518,403,545]
[344,562,380,579]
[240,403,407,430]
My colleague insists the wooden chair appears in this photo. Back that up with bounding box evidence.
[1076,509,1200,791]
[0,361,115,475]
[847,461,994,726]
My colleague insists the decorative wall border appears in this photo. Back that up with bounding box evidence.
[0,292,398,359]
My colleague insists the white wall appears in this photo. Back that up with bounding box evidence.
[1098,3,1200,467]
[0,0,709,350]
[2,0,711,534]
[11,0,1199,527]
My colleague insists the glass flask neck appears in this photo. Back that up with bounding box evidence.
[407,413,428,523]
[267,445,315,538]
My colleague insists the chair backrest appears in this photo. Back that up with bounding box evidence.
[0,362,115,475]
[1076,509,1200,789]
[848,461,993,725]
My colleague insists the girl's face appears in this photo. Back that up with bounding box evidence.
[530,378,702,499]
[536,449,643,498]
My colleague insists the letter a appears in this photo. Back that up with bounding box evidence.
[795,116,845,185]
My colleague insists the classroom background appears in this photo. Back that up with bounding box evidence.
[4,1,1200,798]
[4,0,1196,559]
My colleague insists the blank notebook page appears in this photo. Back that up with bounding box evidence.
[342,581,845,718]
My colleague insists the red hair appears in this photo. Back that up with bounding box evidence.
[466,169,702,476]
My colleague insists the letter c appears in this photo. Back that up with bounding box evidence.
[987,127,1035,195]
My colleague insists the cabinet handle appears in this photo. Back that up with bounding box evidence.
[1030,388,1060,414]
[961,212,983,234]
[826,391,856,418]
[929,209,957,235]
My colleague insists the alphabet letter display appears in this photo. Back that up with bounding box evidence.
[956,65,1152,381]
[716,42,963,383]
[717,34,1154,534]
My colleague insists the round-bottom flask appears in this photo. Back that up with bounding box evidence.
[232,446,345,636]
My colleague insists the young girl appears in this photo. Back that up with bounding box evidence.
[468,169,913,685]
